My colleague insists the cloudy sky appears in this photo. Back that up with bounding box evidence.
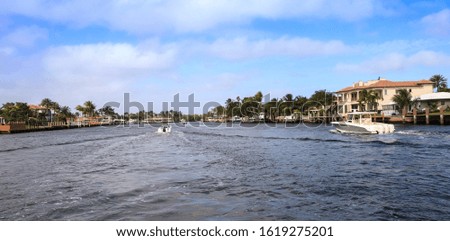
[1,0,450,113]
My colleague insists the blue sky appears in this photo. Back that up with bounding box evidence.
[1,0,450,113]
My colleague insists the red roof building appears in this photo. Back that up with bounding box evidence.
[334,78,434,116]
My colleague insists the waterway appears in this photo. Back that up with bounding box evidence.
[1,123,449,220]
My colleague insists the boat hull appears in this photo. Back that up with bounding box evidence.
[331,122,394,134]
[332,123,377,134]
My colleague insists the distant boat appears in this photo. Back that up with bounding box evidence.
[128,119,138,124]
[157,124,171,133]
[331,112,394,134]
[231,116,241,122]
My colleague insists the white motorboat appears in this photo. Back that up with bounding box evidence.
[331,112,394,134]
[231,116,241,122]
[157,125,171,133]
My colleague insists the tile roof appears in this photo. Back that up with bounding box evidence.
[28,104,47,110]
[336,79,433,93]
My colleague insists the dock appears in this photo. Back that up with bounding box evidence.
[0,121,111,134]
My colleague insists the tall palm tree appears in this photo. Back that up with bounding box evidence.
[392,89,412,114]
[75,101,96,117]
[40,98,53,109]
[40,98,62,122]
[83,101,96,117]
[430,74,448,92]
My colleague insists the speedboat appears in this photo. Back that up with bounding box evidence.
[157,124,171,133]
[331,112,394,134]
[231,116,241,122]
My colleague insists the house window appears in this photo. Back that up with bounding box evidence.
[409,89,412,92]
[384,89,387,95]
[442,101,445,105]
[351,92,357,101]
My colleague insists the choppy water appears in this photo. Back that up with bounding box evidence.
[1,123,450,220]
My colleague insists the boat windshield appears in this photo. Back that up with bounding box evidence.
[347,113,373,124]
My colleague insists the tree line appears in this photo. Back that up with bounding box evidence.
[0,98,184,124]
[1,74,447,123]
[206,90,333,121]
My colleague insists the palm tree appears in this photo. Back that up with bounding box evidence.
[365,90,381,111]
[254,91,263,102]
[263,98,278,121]
[40,98,53,109]
[75,101,96,117]
[225,98,241,117]
[75,105,86,116]
[40,98,58,121]
[56,106,73,122]
[357,90,368,111]
[83,101,96,117]
[280,93,294,116]
[83,100,96,117]
[392,89,412,115]
[430,74,448,92]
[282,93,293,102]
[294,95,308,113]
[98,106,116,117]
[1,102,31,122]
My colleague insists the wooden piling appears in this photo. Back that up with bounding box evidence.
[413,108,417,125]
[425,107,430,125]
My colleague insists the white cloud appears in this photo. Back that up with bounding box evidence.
[0,0,383,34]
[202,37,351,60]
[0,34,353,108]
[43,42,175,80]
[0,25,48,50]
[39,42,177,104]
[420,9,450,36]
[335,50,450,73]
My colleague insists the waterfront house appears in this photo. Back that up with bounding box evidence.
[29,104,51,120]
[334,78,434,116]
[416,92,450,112]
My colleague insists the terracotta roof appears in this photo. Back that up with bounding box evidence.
[336,79,433,93]
[28,104,47,110]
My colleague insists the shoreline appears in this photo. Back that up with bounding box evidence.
[1,117,449,135]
